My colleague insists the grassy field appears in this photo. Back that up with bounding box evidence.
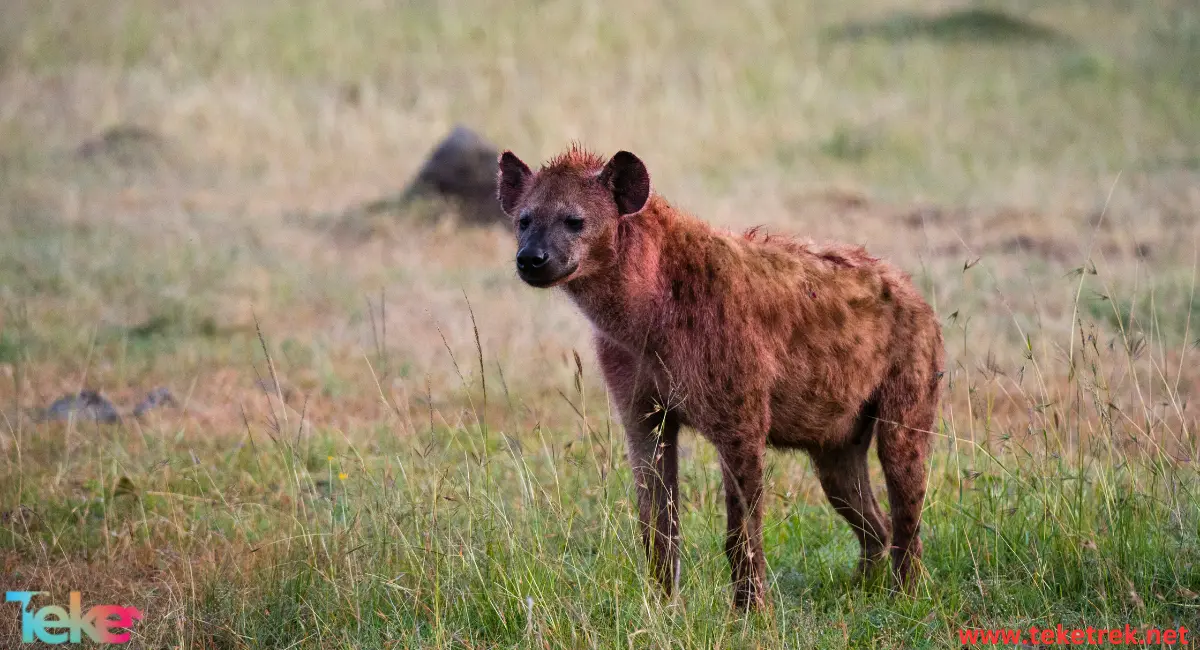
[2,0,1199,647]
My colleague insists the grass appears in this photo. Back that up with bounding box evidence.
[3,329,1198,648]
[2,0,1199,647]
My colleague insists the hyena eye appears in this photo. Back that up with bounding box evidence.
[518,215,531,230]
[564,215,584,232]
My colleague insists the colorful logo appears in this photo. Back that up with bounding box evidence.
[6,592,142,645]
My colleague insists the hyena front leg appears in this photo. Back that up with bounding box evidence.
[624,407,682,596]
[717,436,767,610]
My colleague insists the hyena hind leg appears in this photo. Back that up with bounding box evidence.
[875,375,938,591]
[812,402,890,580]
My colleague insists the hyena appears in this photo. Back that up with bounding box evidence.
[497,145,943,609]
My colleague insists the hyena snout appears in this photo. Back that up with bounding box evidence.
[515,246,549,271]
[515,242,576,287]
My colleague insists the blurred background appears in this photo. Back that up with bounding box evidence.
[2,0,1198,414]
[3,0,1199,481]
[1,2,1198,645]
[3,0,1197,381]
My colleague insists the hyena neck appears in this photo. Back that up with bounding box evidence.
[564,196,702,350]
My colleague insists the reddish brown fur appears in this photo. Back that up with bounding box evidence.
[497,146,944,609]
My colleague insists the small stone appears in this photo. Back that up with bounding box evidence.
[40,390,121,423]
[75,124,170,170]
[132,387,178,417]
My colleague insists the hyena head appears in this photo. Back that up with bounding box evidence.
[496,146,650,288]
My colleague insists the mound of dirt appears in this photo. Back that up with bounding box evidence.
[295,125,508,241]
[37,388,178,423]
[345,126,503,226]
[73,124,186,178]
[401,125,506,225]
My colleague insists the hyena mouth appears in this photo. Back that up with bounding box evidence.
[519,262,579,288]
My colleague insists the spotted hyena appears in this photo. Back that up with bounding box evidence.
[497,145,943,609]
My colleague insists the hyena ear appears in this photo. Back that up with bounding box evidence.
[598,150,650,216]
[497,150,532,216]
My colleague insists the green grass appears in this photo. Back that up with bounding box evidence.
[2,0,1199,647]
[3,294,1199,647]
[4,393,1198,648]
[1083,273,1200,347]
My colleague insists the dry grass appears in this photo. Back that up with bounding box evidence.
[1,0,1198,647]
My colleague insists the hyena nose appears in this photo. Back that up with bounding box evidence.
[516,248,550,271]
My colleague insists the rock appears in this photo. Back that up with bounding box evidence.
[40,390,121,423]
[825,8,1070,45]
[1,506,41,531]
[322,126,506,234]
[298,126,508,239]
[400,125,506,224]
[132,387,178,417]
[75,124,170,168]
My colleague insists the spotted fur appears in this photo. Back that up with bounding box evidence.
[498,146,944,609]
